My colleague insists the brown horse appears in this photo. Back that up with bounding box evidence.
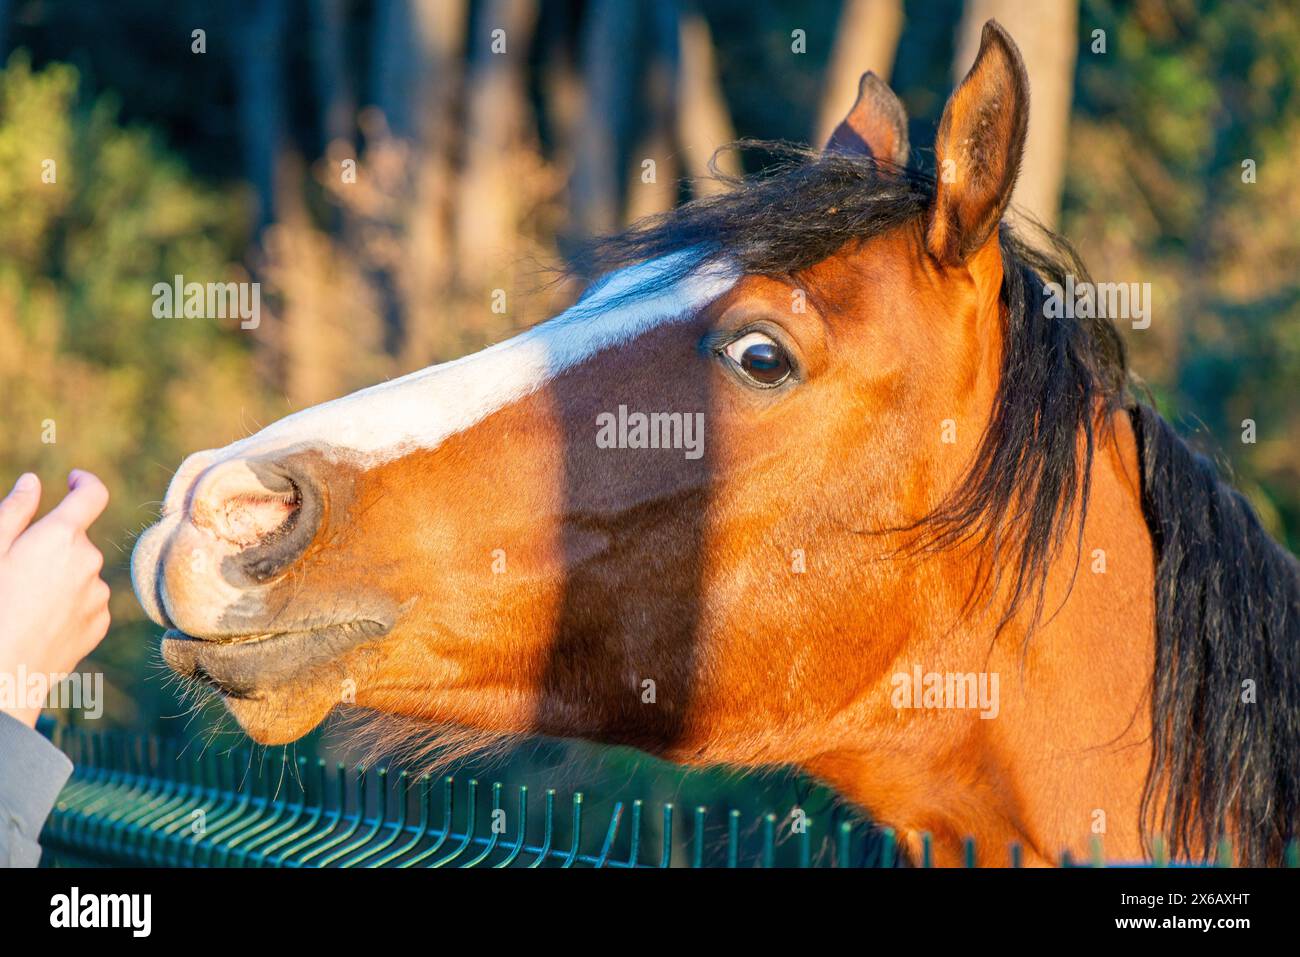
[132,21,1299,866]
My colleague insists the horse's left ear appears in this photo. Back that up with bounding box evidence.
[824,71,910,168]
[926,20,1029,266]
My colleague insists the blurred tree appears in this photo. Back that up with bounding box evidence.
[675,6,740,195]
[625,0,681,222]
[571,0,642,239]
[310,0,355,150]
[454,0,540,289]
[367,0,468,362]
[235,0,289,231]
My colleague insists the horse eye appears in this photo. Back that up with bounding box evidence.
[723,332,792,386]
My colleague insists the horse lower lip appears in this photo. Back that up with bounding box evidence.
[161,629,290,697]
[165,629,280,647]
[160,618,393,695]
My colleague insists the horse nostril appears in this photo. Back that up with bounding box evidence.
[186,455,325,585]
[222,489,300,547]
[191,460,302,548]
[191,462,297,546]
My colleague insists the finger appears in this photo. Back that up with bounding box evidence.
[89,576,111,610]
[85,607,111,649]
[0,473,42,552]
[49,469,110,531]
[80,538,106,578]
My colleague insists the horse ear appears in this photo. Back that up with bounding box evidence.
[824,71,910,168]
[926,20,1029,266]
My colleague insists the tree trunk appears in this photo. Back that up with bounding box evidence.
[625,0,681,222]
[675,9,740,196]
[815,0,905,146]
[234,0,289,232]
[310,0,354,150]
[952,0,1077,229]
[370,0,415,140]
[452,0,540,290]
[399,0,468,365]
[570,0,640,240]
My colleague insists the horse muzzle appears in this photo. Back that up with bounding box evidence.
[133,446,348,644]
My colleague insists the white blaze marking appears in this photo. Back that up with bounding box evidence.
[217,252,738,466]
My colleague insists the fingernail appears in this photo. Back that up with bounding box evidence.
[15,473,36,493]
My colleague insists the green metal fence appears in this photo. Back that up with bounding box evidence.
[39,725,889,868]
[38,724,1300,868]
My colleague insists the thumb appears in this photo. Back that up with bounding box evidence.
[48,469,110,532]
[0,473,42,551]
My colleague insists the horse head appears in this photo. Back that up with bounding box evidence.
[132,21,1299,866]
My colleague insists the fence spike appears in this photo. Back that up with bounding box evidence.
[659,803,674,869]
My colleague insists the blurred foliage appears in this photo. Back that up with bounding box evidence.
[0,52,268,729]
[1067,0,1300,545]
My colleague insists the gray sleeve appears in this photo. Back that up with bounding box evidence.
[0,710,73,867]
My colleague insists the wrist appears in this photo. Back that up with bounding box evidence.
[0,651,51,727]
[0,702,41,728]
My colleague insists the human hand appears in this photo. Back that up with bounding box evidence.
[0,471,111,728]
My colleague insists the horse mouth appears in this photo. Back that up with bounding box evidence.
[161,619,392,699]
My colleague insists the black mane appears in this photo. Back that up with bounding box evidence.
[576,142,1300,865]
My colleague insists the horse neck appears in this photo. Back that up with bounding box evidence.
[805,409,1157,866]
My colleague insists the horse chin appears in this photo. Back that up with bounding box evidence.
[221,688,338,745]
